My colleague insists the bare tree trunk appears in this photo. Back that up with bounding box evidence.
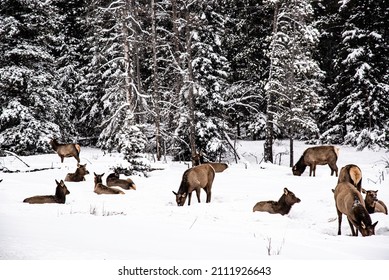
[185,8,197,166]
[151,0,162,161]
[264,3,279,163]
[121,0,134,112]
[171,0,183,127]
[131,0,144,124]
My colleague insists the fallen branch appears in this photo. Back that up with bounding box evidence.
[2,150,30,167]
[1,166,60,173]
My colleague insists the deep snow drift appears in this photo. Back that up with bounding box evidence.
[0,140,388,260]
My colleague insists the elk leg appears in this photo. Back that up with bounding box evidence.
[196,188,201,203]
[205,188,212,203]
[329,163,338,177]
[60,156,64,163]
[309,165,313,176]
[337,210,342,235]
[312,164,316,177]
[347,218,357,236]
[188,192,192,206]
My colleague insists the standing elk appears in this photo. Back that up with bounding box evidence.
[338,164,362,192]
[49,138,81,163]
[106,170,136,190]
[292,145,339,177]
[253,188,301,215]
[23,180,70,204]
[65,163,89,182]
[362,189,388,215]
[333,182,377,236]
[172,163,227,206]
[94,173,124,195]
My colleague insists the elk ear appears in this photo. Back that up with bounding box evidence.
[77,163,80,167]
[361,221,366,229]
[182,193,187,197]
[55,179,60,185]
[94,172,97,176]
[362,188,366,194]
[283,188,289,195]
[372,221,378,228]
[172,191,178,195]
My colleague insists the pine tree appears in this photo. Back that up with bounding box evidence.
[321,0,389,149]
[0,0,74,155]
[222,0,272,140]
[264,0,324,165]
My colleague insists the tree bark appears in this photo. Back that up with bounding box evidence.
[121,0,133,112]
[151,0,162,161]
[264,3,279,163]
[185,8,197,166]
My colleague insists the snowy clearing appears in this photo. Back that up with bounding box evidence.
[0,140,388,260]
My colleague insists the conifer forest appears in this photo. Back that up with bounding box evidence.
[1,0,388,166]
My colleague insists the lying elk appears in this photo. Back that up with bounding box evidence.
[292,145,339,177]
[65,163,89,182]
[172,163,228,206]
[94,173,124,195]
[338,164,362,192]
[106,170,136,190]
[253,188,301,215]
[362,189,388,215]
[49,138,81,163]
[23,180,70,204]
[333,182,377,236]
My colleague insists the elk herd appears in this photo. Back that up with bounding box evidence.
[22,138,136,204]
[18,139,387,238]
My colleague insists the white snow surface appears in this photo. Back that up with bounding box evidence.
[0,140,388,260]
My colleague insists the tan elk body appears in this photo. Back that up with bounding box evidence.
[50,138,81,163]
[333,182,377,236]
[253,188,301,215]
[23,180,70,204]
[94,173,125,195]
[172,163,227,206]
[292,146,339,177]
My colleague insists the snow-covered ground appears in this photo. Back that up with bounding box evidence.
[0,140,388,260]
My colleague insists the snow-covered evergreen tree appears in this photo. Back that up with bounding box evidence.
[264,0,324,164]
[221,0,272,139]
[0,0,75,155]
[321,0,389,149]
[167,0,233,162]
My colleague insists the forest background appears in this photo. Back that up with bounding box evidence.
[0,0,388,169]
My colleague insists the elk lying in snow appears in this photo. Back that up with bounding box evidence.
[106,170,136,190]
[172,162,227,206]
[292,145,339,177]
[333,182,377,236]
[65,163,89,182]
[362,189,388,215]
[94,173,124,195]
[49,138,81,163]
[23,180,70,204]
[338,164,362,192]
[253,188,301,215]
